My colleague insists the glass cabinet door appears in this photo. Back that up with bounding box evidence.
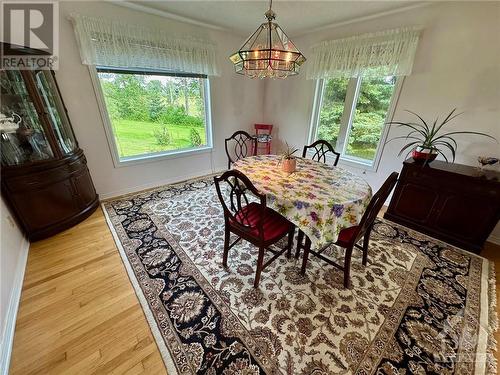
[31,70,77,154]
[0,70,54,166]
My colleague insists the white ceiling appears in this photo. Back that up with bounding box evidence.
[126,1,425,36]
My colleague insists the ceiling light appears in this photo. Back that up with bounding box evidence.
[229,0,306,79]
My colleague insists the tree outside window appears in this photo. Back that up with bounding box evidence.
[97,69,211,163]
[314,74,398,166]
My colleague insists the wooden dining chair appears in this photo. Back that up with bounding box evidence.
[298,172,399,288]
[214,170,295,288]
[225,131,257,169]
[302,140,340,166]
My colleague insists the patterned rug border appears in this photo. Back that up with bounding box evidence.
[144,206,281,374]
[101,173,499,374]
[488,261,498,374]
[101,203,177,374]
[383,219,498,374]
[100,173,221,203]
[355,250,433,374]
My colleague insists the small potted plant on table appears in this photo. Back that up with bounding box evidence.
[279,143,299,173]
[387,109,496,163]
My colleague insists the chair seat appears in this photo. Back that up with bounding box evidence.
[232,202,292,242]
[255,134,272,143]
[335,225,360,247]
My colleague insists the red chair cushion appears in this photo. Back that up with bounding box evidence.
[335,225,360,247]
[231,202,292,242]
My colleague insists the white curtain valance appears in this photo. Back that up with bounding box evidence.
[307,27,421,80]
[69,14,220,76]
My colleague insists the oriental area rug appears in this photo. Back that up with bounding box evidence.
[102,176,497,375]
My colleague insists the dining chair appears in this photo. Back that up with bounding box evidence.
[214,169,295,288]
[297,172,399,288]
[254,124,273,155]
[302,140,340,166]
[225,131,257,169]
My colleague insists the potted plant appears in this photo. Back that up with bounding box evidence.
[387,109,497,163]
[279,142,299,173]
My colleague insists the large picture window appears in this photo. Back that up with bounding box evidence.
[310,74,401,169]
[95,68,212,164]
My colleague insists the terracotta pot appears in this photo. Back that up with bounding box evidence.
[282,158,296,173]
[412,148,437,162]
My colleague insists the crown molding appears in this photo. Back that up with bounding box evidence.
[299,2,432,37]
[110,1,227,31]
[109,1,432,37]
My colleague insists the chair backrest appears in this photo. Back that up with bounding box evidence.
[225,130,257,169]
[302,140,340,166]
[354,172,399,244]
[254,124,273,135]
[214,170,266,238]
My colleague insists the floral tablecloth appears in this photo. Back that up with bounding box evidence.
[233,155,372,249]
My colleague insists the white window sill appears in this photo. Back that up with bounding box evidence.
[113,145,213,168]
[338,156,376,171]
[304,149,377,171]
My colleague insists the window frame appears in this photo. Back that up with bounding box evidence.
[88,65,213,168]
[309,75,404,171]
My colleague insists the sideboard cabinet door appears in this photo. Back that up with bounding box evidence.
[385,159,500,253]
[8,179,78,233]
[432,191,498,246]
[72,168,98,209]
[390,182,440,224]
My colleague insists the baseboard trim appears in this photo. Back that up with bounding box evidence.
[99,167,227,200]
[0,236,29,375]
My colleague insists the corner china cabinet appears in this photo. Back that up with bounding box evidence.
[1,64,98,240]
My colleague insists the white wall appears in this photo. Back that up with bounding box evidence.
[262,1,500,241]
[57,1,265,199]
[0,198,28,374]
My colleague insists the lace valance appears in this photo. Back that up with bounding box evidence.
[307,27,421,79]
[70,14,219,76]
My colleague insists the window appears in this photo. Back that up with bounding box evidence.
[310,74,400,169]
[95,68,212,165]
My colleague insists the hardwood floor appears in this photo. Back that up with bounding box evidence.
[9,207,499,373]
[9,208,166,375]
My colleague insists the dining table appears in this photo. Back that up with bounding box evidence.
[232,154,373,251]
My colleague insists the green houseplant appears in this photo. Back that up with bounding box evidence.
[387,109,497,162]
[279,142,299,173]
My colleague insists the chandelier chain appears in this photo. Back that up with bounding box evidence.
[265,0,276,21]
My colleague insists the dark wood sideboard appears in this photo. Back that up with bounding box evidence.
[384,159,500,253]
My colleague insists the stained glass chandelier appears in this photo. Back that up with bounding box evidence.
[229,0,306,79]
